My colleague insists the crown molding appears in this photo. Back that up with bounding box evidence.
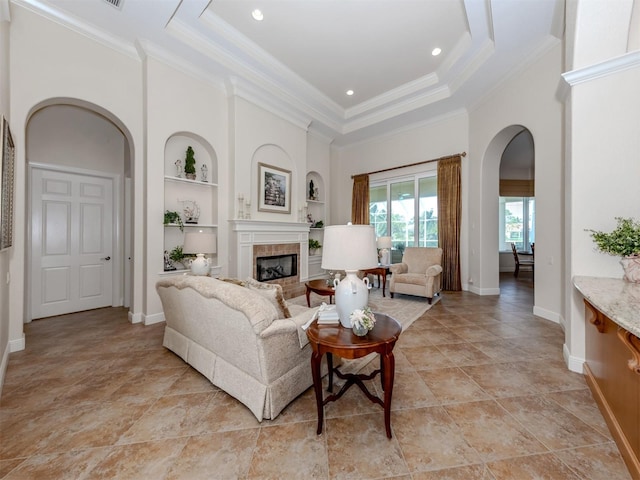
[15,0,139,60]
[226,77,313,132]
[562,51,640,86]
[136,39,226,92]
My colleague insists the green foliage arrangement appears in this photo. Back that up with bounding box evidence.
[164,210,184,232]
[169,245,184,263]
[309,238,322,250]
[184,146,196,175]
[587,217,640,257]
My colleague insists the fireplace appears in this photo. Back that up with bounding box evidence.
[256,253,298,281]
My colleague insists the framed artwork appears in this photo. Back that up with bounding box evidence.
[258,162,291,214]
[0,116,15,250]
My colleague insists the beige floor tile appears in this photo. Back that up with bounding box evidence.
[545,388,613,439]
[2,447,111,480]
[553,443,633,480]
[461,362,540,398]
[418,367,491,404]
[434,343,494,367]
[165,429,259,480]
[326,413,408,479]
[402,345,452,370]
[444,400,547,462]
[393,406,482,473]
[487,452,582,479]
[411,463,493,479]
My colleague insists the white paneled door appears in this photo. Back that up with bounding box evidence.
[31,167,114,319]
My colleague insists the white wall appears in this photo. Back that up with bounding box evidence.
[331,112,469,285]
[0,9,11,394]
[8,5,143,343]
[469,44,564,319]
[144,57,229,321]
[564,0,640,372]
[27,105,125,175]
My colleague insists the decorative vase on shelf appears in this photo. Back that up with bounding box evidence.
[621,254,640,283]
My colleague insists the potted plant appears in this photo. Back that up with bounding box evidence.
[184,146,197,180]
[164,210,184,232]
[309,238,322,255]
[587,217,640,282]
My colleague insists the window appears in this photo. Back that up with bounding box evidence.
[499,196,535,251]
[369,174,437,249]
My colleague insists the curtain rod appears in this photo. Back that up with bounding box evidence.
[351,152,467,179]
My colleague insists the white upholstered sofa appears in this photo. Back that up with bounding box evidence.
[389,247,443,303]
[156,275,320,421]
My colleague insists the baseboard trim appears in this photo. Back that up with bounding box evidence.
[563,343,584,374]
[533,306,560,324]
[467,285,500,295]
[128,311,142,324]
[0,343,9,398]
[9,334,25,352]
[143,312,165,325]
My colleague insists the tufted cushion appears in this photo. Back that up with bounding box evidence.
[245,278,292,319]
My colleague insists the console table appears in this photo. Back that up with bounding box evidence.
[574,276,640,478]
[306,313,402,438]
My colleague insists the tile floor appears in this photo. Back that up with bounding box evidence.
[0,273,632,479]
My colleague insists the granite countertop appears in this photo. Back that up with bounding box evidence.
[573,276,640,337]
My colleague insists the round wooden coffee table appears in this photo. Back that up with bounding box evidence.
[306,313,402,438]
[305,279,335,307]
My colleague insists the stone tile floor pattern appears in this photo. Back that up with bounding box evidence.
[0,273,632,479]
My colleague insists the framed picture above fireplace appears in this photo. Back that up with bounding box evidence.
[258,162,291,214]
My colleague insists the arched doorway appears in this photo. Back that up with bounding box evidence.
[26,100,134,321]
[479,125,535,293]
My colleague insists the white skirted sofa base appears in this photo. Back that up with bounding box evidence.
[156,276,321,422]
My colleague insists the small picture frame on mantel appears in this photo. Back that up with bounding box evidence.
[258,162,291,214]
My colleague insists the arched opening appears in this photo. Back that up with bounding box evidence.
[479,125,535,294]
[25,99,134,321]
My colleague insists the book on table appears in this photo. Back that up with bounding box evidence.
[317,305,339,324]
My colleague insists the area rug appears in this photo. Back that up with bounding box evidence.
[289,282,438,372]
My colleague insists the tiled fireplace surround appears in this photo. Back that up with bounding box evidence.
[230,220,310,299]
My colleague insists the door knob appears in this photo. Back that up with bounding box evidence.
[101,256,111,261]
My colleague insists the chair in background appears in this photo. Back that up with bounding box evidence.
[389,247,443,303]
[511,243,534,278]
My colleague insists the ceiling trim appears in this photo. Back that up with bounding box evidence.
[16,0,139,60]
[562,50,640,86]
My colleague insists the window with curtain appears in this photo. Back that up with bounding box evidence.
[499,196,535,251]
[369,174,437,249]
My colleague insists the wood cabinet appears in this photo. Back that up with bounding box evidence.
[584,299,640,478]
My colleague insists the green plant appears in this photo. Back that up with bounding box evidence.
[184,146,196,175]
[164,210,184,232]
[169,245,184,263]
[309,239,322,250]
[312,220,324,229]
[587,217,640,257]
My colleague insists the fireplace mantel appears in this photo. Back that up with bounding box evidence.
[229,220,310,281]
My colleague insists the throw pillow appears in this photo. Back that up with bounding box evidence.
[244,278,292,319]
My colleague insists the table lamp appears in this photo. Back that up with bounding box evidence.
[183,230,217,276]
[321,223,378,327]
[377,236,392,265]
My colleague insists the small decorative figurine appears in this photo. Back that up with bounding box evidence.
[309,179,315,200]
[175,159,182,178]
[201,164,208,182]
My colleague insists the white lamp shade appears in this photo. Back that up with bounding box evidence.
[321,224,378,271]
[183,231,217,254]
[376,236,392,249]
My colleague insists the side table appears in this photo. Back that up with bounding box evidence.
[361,265,391,297]
[306,313,402,438]
[305,279,335,307]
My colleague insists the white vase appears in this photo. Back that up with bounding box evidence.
[620,254,640,283]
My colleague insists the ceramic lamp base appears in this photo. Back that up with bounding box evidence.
[334,271,370,327]
[190,254,210,276]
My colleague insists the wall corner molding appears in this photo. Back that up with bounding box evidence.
[562,51,640,87]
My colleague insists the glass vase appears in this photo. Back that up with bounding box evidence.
[352,323,368,336]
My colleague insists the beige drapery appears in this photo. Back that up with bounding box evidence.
[437,156,462,291]
[351,174,370,224]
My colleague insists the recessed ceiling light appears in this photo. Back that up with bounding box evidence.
[346,90,354,96]
[432,47,442,56]
[252,9,263,21]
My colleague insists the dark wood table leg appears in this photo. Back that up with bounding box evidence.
[381,270,387,297]
[327,352,334,392]
[311,350,324,435]
[381,351,395,438]
[305,285,311,307]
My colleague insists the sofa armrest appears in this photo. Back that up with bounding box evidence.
[259,307,319,348]
[390,263,408,275]
[426,265,443,277]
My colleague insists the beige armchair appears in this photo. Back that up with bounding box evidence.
[389,247,443,303]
